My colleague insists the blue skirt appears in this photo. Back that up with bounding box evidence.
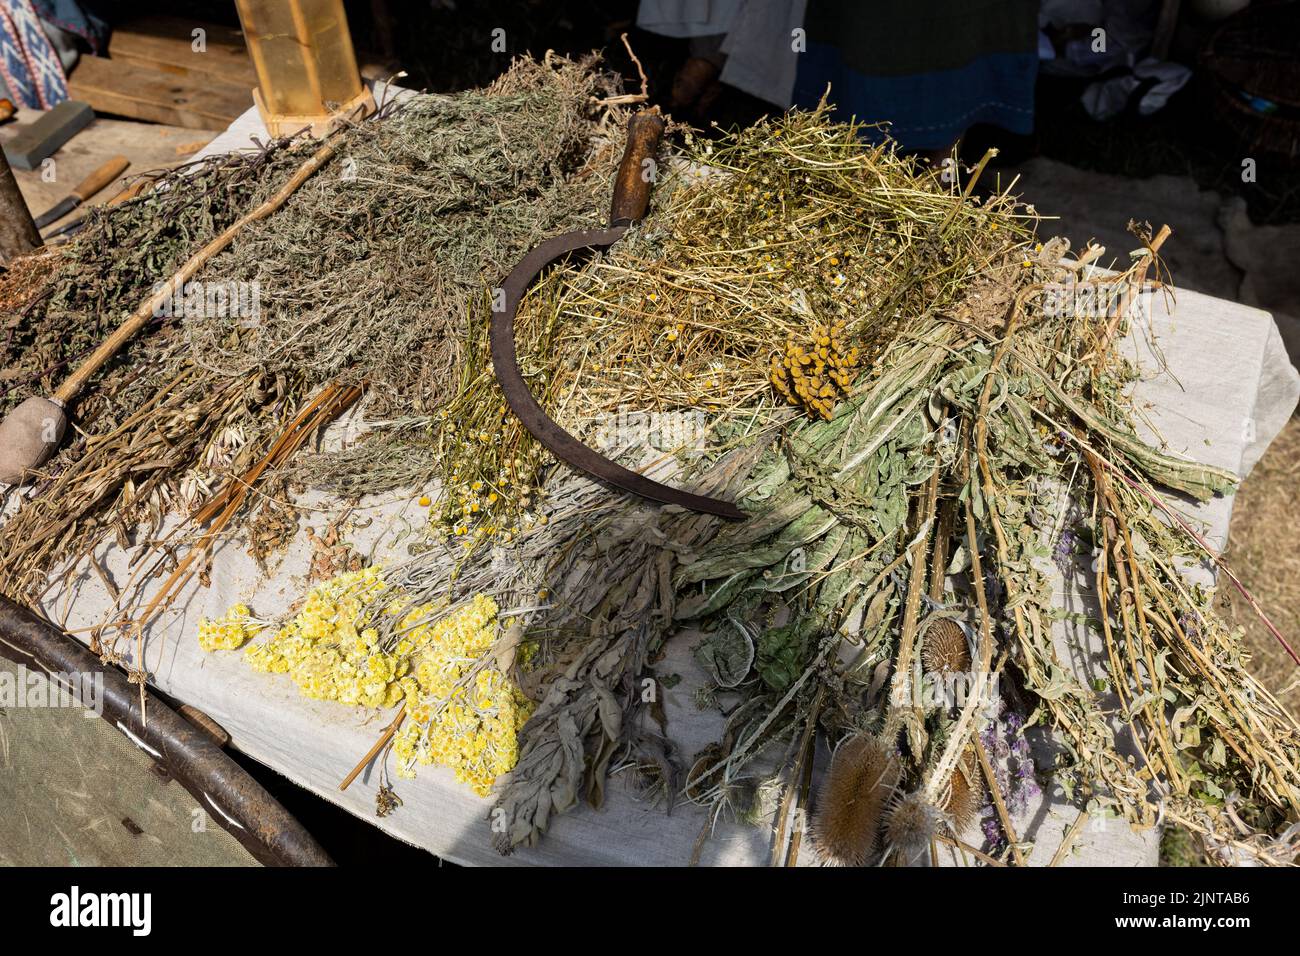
[791,0,1038,150]
[793,46,1037,150]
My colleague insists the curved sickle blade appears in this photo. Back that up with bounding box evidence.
[490,228,746,520]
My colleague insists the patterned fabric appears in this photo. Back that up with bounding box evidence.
[0,0,69,109]
[34,0,109,57]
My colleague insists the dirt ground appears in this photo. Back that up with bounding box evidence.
[1227,416,1300,715]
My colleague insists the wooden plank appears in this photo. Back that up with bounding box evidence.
[109,15,257,88]
[68,56,252,131]
[1,103,213,214]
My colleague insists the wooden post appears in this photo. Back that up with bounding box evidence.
[0,149,40,263]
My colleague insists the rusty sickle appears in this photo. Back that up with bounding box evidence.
[489,110,745,520]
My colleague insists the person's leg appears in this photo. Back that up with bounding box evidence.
[671,35,726,112]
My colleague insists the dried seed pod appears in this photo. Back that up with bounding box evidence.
[684,743,726,804]
[884,790,939,864]
[921,618,970,676]
[942,754,981,833]
[809,734,899,866]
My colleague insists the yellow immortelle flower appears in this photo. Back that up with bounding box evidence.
[197,604,263,652]
[396,594,533,796]
[207,564,384,671]
[201,570,530,798]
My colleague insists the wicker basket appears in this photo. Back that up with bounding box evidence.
[1202,1,1300,161]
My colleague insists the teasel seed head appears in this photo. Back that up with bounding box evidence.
[941,753,982,834]
[884,790,939,865]
[684,743,726,804]
[921,618,970,676]
[809,734,899,867]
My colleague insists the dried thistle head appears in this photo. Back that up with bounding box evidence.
[884,790,939,864]
[921,618,970,676]
[809,734,899,866]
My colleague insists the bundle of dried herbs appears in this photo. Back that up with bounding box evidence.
[0,143,325,604]
[185,55,629,495]
[1,145,313,421]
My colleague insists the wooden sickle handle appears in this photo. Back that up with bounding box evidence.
[609,110,665,226]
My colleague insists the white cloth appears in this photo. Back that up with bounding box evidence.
[1081,58,1192,121]
[637,0,746,37]
[637,0,806,107]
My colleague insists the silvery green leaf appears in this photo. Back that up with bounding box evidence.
[694,622,755,688]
